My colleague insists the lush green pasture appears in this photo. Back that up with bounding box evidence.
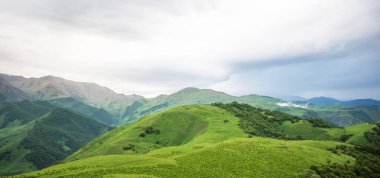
[22,138,353,178]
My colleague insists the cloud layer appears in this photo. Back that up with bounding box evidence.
[0,0,379,99]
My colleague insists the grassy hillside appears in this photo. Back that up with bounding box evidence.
[0,120,36,175]
[21,108,112,169]
[0,101,112,176]
[21,137,352,178]
[0,100,53,129]
[67,104,246,161]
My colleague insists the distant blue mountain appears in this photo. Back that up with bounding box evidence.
[306,97,341,105]
[306,97,380,106]
[344,99,380,106]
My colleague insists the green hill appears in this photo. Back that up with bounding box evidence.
[0,102,112,176]
[67,104,246,161]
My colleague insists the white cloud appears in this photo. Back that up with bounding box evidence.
[0,0,379,97]
[276,102,308,109]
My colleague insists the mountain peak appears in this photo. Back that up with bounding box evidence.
[178,87,201,92]
[176,87,231,96]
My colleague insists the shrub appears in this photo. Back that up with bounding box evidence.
[144,126,160,135]
[340,134,353,142]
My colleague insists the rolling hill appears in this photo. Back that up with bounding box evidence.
[20,103,376,177]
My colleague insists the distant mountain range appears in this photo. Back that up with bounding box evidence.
[1,73,380,127]
[302,96,380,106]
[1,73,380,176]
[0,73,145,118]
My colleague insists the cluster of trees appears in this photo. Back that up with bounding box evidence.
[213,102,288,138]
[302,144,380,177]
[307,118,335,128]
[122,143,135,151]
[340,134,354,142]
[0,150,11,161]
[212,102,334,139]
[140,126,160,137]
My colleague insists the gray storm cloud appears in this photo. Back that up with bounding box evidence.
[0,0,379,98]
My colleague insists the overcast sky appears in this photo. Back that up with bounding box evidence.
[0,0,379,99]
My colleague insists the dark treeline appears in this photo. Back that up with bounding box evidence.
[212,102,334,139]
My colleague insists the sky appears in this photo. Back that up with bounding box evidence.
[0,0,379,99]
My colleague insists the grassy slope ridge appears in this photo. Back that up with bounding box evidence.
[24,104,356,177]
